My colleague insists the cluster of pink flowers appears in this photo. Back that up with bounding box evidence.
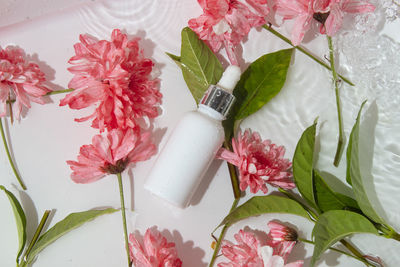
[217,130,294,194]
[129,228,182,267]
[219,221,303,267]
[0,46,51,120]
[189,0,269,65]
[189,0,375,58]
[64,29,161,182]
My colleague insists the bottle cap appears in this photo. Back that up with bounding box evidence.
[199,66,241,117]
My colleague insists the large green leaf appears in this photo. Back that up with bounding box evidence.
[314,171,359,212]
[0,185,27,263]
[311,210,379,266]
[179,27,223,103]
[347,102,387,225]
[26,208,118,264]
[223,49,293,139]
[292,122,317,209]
[219,195,310,228]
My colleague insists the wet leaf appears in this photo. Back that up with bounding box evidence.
[347,102,387,225]
[0,185,26,263]
[219,195,310,228]
[314,171,359,212]
[311,210,379,266]
[26,208,118,264]
[223,49,293,139]
[179,27,223,103]
[292,122,317,209]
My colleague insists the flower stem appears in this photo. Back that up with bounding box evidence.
[327,36,345,167]
[223,141,241,199]
[299,238,373,265]
[339,240,374,266]
[209,198,240,267]
[262,25,354,86]
[376,224,400,241]
[46,88,74,96]
[8,95,14,124]
[117,172,131,267]
[278,188,318,221]
[0,118,26,190]
[23,210,51,263]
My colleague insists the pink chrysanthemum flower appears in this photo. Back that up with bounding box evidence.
[219,229,303,267]
[188,0,269,65]
[0,46,51,119]
[129,228,182,267]
[217,130,294,194]
[67,128,156,183]
[60,29,161,132]
[218,229,264,267]
[267,221,298,262]
[274,0,375,45]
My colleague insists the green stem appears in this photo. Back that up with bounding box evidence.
[209,198,240,267]
[340,240,373,266]
[117,173,131,267]
[278,188,318,221]
[46,88,74,96]
[376,224,400,241]
[23,210,51,263]
[299,238,372,264]
[327,36,345,167]
[262,25,354,86]
[223,141,241,199]
[8,95,14,124]
[0,118,26,190]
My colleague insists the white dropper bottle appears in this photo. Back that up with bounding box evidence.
[145,65,241,208]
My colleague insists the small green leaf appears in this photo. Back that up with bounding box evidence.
[314,171,359,212]
[26,208,118,264]
[292,122,317,209]
[179,27,223,103]
[165,52,180,63]
[0,185,27,263]
[311,210,379,266]
[219,195,310,228]
[347,102,387,225]
[223,49,293,139]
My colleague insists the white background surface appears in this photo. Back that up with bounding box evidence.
[0,0,400,266]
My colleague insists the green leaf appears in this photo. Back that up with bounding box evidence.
[26,208,118,264]
[347,102,387,225]
[311,210,379,266]
[292,122,317,209]
[219,195,310,228]
[314,171,360,212]
[223,49,293,139]
[179,27,223,103]
[165,52,180,63]
[0,185,27,263]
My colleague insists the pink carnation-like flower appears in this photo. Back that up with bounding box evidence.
[218,229,264,267]
[188,0,269,65]
[274,0,375,45]
[67,128,156,183]
[60,29,161,132]
[267,221,298,261]
[0,46,51,119]
[217,130,294,194]
[219,229,303,267]
[129,228,182,267]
